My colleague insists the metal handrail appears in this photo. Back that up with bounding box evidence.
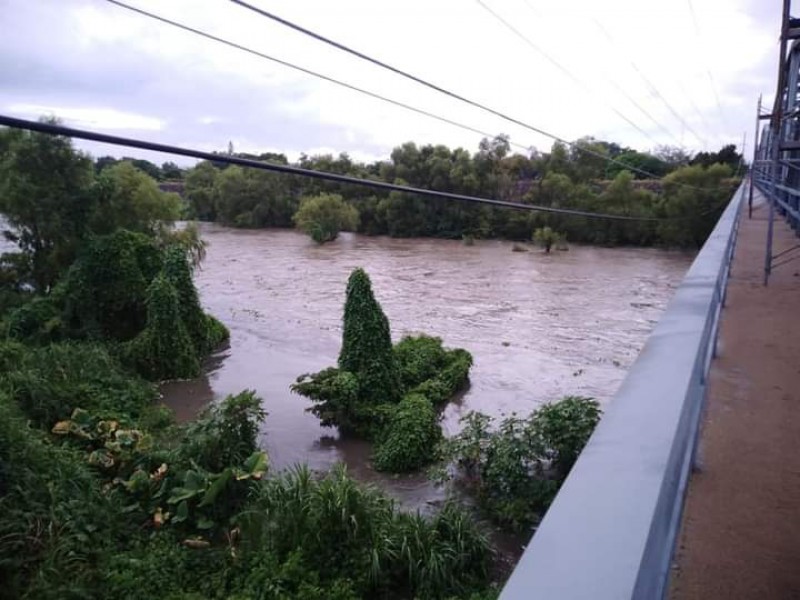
[500,182,746,600]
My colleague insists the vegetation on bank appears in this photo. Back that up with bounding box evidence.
[175,136,741,249]
[0,123,501,599]
[1,119,632,597]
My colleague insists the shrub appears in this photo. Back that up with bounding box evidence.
[529,395,601,480]
[61,230,163,340]
[180,390,266,472]
[293,193,359,243]
[291,368,364,433]
[338,268,399,404]
[124,274,200,381]
[439,396,601,530]
[373,394,441,472]
[410,347,472,408]
[238,464,492,598]
[0,393,123,599]
[0,341,156,427]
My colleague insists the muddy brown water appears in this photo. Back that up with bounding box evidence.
[161,225,691,539]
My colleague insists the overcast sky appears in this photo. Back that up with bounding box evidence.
[0,0,783,166]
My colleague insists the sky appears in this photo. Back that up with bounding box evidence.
[0,0,784,167]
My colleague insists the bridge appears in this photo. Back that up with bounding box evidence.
[500,4,800,598]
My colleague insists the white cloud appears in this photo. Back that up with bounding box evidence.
[6,103,165,131]
[0,0,781,162]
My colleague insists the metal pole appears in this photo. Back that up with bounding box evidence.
[749,96,761,219]
[764,0,791,286]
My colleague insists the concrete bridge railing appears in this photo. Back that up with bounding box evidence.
[499,182,746,600]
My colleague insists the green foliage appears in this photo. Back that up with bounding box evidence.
[292,368,363,432]
[532,226,563,253]
[0,393,124,599]
[239,464,492,598]
[0,120,95,291]
[338,268,400,405]
[439,397,601,530]
[180,391,266,473]
[91,160,181,236]
[124,274,200,380]
[293,193,360,243]
[61,229,163,341]
[0,340,156,427]
[528,395,603,479]
[373,394,441,472]
[409,347,473,408]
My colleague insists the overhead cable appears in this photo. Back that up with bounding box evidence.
[0,115,727,223]
[475,0,674,148]
[228,0,727,189]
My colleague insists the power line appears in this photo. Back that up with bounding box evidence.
[590,16,716,149]
[686,0,731,135]
[0,115,726,222]
[475,0,674,148]
[101,0,532,157]
[229,0,729,189]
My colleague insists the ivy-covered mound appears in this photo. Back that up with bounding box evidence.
[293,268,472,472]
[3,230,228,381]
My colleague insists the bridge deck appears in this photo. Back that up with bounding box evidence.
[670,190,800,599]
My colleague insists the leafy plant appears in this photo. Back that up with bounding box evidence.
[373,394,441,472]
[439,396,601,530]
[293,193,359,243]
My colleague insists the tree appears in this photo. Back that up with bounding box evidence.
[293,193,359,243]
[338,268,399,404]
[0,121,95,291]
[184,161,218,221]
[92,161,181,236]
[161,161,183,180]
[533,226,561,253]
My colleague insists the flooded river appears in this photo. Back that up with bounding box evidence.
[162,225,692,512]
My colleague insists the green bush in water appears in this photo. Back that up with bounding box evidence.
[373,394,441,472]
[124,274,199,380]
[338,268,400,404]
[439,396,601,531]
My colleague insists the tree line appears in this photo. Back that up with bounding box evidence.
[178,135,741,248]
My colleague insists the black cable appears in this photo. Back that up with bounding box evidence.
[228,0,726,190]
[101,0,532,156]
[0,115,727,222]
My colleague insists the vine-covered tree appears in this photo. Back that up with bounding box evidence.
[339,268,399,404]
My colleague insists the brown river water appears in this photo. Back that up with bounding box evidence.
[161,224,692,519]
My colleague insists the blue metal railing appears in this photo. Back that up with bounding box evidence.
[499,182,746,600]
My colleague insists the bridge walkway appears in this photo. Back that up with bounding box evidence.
[670,190,800,599]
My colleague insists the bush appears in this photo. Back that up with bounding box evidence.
[0,340,156,427]
[373,394,441,472]
[238,464,492,598]
[123,274,200,381]
[409,347,472,408]
[293,193,359,243]
[180,390,266,473]
[439,396,601,530]
[338,268,399,404]
[0,393,124,599]
[529,395,602,479]
[61,230,163,341]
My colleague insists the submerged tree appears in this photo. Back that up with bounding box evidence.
[293,193,359,243]
[338,268,399,403]
[533,226,562,253]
